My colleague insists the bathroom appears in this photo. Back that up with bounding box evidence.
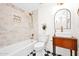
[0,2,79,56]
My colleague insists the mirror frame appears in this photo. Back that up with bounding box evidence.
[54,8,71,32]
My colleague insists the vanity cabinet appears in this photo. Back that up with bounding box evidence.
[52,36,77,56]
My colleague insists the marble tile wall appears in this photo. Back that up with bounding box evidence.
[0,4,33,47]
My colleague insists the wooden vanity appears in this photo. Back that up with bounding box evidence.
[52,36,77,56]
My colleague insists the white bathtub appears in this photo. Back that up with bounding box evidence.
[0,39,36,56]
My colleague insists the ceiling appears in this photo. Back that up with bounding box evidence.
[13,3,41,11]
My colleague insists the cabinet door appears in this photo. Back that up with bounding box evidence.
[62,40,73,49]
[54,38,64,47]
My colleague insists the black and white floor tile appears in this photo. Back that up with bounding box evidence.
[27,49,61,56]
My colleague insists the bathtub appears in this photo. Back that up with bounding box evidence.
[0,39,36,56]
